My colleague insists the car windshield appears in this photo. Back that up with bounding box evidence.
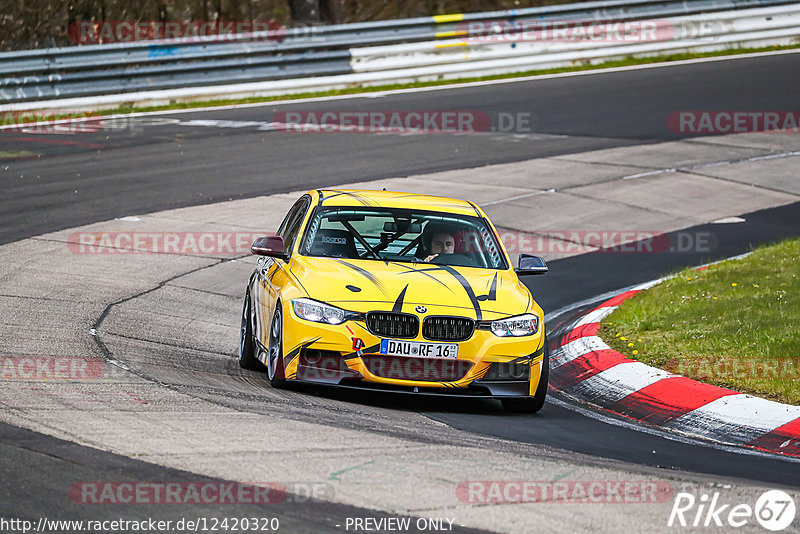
[300,207,507,270]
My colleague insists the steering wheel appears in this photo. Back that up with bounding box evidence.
[430,253,478,267]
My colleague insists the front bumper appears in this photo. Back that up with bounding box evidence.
[293,378,533,398]
[281,310,545,397]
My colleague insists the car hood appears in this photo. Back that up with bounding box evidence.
[290,257,535,320]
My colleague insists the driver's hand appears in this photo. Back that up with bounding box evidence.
[424,254,439,262]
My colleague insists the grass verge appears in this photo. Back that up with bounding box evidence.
[600,238,800,405]
[6,43,800,120]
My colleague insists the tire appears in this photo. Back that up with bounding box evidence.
[239,289,265,371]
[266,303,287,388]
[502,338,549,414]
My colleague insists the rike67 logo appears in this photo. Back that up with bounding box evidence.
[669,490,796,531]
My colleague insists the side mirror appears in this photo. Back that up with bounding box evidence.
[251,235,288,260]
[516,254,548,275]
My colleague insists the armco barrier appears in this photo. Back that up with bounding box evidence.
[1,0,799,109]
[350,7,800,73]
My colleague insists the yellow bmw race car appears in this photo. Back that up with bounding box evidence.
[239,189,550,412]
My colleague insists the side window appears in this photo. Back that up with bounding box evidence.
[278,197,310,254]
[277,201,302,237]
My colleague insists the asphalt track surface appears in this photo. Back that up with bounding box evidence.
[2,52,800,245]
[0,422,488,533]
[2,52,800,526]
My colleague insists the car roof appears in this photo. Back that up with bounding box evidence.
[314,189,481,217]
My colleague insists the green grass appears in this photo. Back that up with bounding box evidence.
[14,43,799,118]
[600,238,800,405]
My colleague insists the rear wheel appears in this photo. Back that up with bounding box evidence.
[502,338,549,413]
[267,304,287,388]
[239,290,265,371]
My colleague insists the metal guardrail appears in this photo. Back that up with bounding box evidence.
[0,0,798,105]
[351,6,800,72]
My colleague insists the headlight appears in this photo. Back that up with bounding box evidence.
[292,298,354,325]
[490,314,539,337]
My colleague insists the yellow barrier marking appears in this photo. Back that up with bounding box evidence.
[433,14,464,24]
[0,151,35,159]
[434,31,463,38]
[435,42,468,49]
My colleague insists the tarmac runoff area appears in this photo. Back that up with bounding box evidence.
[1,131,799,533]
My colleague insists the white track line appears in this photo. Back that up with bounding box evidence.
[546,396,800,463]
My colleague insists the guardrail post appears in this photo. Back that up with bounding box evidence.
[320,0,347,24]
[290,0,324,23]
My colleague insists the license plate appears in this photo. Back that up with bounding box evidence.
[379,339,458,359]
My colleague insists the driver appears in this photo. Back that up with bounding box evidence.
[423,227,455,262]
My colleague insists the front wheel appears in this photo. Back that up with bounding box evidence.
[502,339,549,413]
[267,304,287,388]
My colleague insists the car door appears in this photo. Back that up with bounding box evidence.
[254,196,311,347]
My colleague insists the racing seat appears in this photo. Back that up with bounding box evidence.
[309,229,359,259]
